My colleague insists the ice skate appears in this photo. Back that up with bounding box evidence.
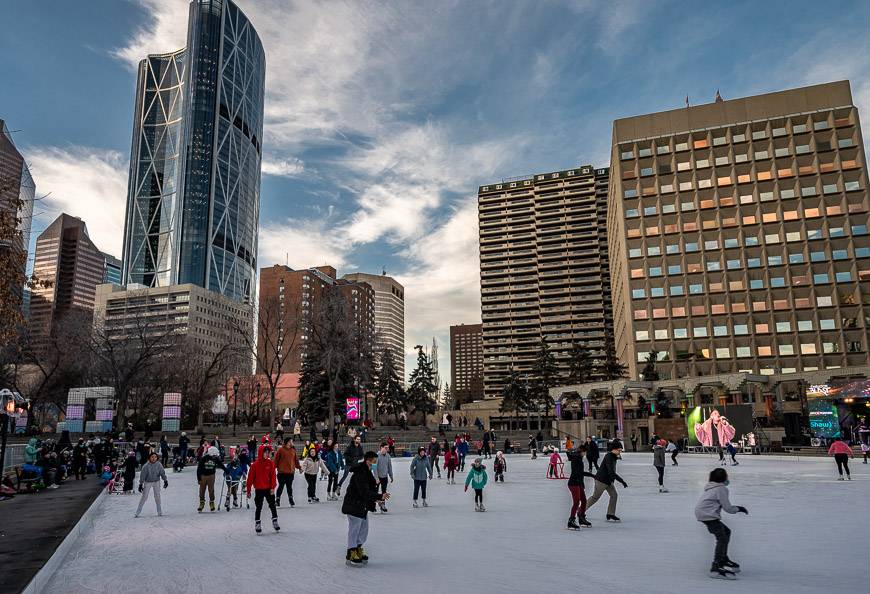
[346,548,364,567]
[709,565,737,580]
[479,504,486,512]
[357,546,369,564]
[659,487,669,493]
[233,497,239,508]
[225,497,230,511]
[723,560,741,573]
[308,497,314,503]
[847,475,852,480]
[335,486,341,497]
[289,498,295,507]
[606,514,621,522]
[837,476,845,481]
[474,502,480,512]
[255,520,262,534]
[272,517,281,531]
[422,499,428,507]
[314,496,320,502]
[209,501,215,512]
[413,501,419,508]
[566,516,580,530]
[578,515,592,527]
[198,500,205,513]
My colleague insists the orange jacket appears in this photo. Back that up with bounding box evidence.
[274,444,301,474]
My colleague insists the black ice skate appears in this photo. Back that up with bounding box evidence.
[566,516,580,530]
[272,517,280,531]
[357,546,368,564]
[255,520,262,534]
[578,515,592,527]
[198,500,205,513]
[346,548,364,567]
[722,560,741,573]
[606,514,621,522]
[209,501,215,512]
[709,565,737,580]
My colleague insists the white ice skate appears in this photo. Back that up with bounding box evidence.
[479,504,486,512]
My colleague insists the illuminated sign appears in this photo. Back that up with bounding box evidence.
[346,397,360,420]
[807,384,831,398]
[808,399,841,438]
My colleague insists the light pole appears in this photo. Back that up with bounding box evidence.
[232,380,239,437]
[0,389,20,475]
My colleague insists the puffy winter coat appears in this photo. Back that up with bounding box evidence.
[24,438,39,464]
[224,461,245,482]
[341,464,380,519]
[443,450,459,470]
[465,465,488,490]
[301,455,328,476]
[245,446,277,494]
[653,445,666,467]
[274,444,301,474]
[196,454,226,482]
[410,455,429,480]
[827,441,853,456]
[694,482,740,521]
[457,441,469,456]
[323,449,341,473]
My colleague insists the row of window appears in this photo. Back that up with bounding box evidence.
[633,297,865,319]
[631,272,866,299]
[635,317,849,341]
[629,236,870,259]
[636,340,864,363]
[624,172,861,198]
[627,222,869,239]
[631,263,868,283]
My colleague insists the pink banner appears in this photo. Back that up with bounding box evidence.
[346,397,360,420]
[615,398,625,439]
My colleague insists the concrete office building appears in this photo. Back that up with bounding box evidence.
[609,81,870,380]
[450,323,483,406]
[478,165,612,398]
[29,214,106,344]
[258,265,376,374]
[343,272,405,383]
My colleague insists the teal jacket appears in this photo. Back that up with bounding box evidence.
[465,465,488,490]
[25,438,39,464]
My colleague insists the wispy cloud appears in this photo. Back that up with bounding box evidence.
[258,218,351,272]
[262,157,305,178]
[26,146,128,256]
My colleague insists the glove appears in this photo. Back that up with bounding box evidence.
[736,506,749,515]
[621,480,628,488]
[464,485,468,492]
[138,483,143,492]
[163,480,168,489]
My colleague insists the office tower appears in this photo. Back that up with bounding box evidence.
[121,0,265,304]
[609,81,870,380]
[0,119,35,308]
[258,265,376,374]
[478,165,612,398]
[29,214,106,343]
[102,253,122,285]
[450,323,483,406]
[343,272,405,383]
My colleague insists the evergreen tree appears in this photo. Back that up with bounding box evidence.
[641,349,660,381]
[297,347,332,423]
[531,338,559,418]
[408,344,437,425]
[598,330,628,380]
[499,370,533,430]
[441,382,453,411]
[375,347,407,423]
[567,342,594,385]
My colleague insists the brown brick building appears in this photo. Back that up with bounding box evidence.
[257,265,376,374]
[450,323,483,406]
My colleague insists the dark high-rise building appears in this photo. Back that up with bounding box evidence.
[121,0,265,304]
[0,119,35,309]
[102,253,122,285]
[29,214,106,344]
[450,323,483,406]
[478,166,612,398]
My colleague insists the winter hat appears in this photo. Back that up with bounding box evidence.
[473,457,483,466]
[207,446,219,457]
[609,440,624,451]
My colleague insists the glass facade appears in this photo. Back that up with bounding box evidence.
[122,0,264,304]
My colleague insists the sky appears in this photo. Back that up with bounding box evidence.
[3,0,870,382]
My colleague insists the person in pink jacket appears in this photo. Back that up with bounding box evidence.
[827,438,854,480]
[548,450,563,478]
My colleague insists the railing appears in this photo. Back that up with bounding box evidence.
[2,444,26,474]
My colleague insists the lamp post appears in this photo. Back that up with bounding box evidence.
[0,389,19,476]
[232,380,240,437]
[255,382,261,427]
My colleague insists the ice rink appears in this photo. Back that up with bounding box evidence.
[44,450,866,593]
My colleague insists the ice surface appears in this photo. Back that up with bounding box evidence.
[44,451,867,593]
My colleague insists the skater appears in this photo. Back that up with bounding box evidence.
[159,435,170,466]
[630,431,638,452]
[548,449,563,478]
[726,442,739,466]
[827,438,854,480]
[410,447,430,507]
[585,440,628,522]
[585,436,600,472]
[274,439,301,507]
[666,439,679,465]
[444,446,459,484]
[653,439,668,492]
[196,446,226,512]
[457,437,469,471]
[122,450,137,493]
[694,467,748,579]
[427,437,442,479]
[527,434,537,459]
[178,432,190,463]
[338,435,364,495]
[293,420,302,442]
[565,445,595,529]
[464,458,488,511]
[135,452,168,517]
[275,421,284,442]
[482,429,492,459]
[493,451,507,482]
[862,441,870,464]
[246,445,280,533]
[223,453,244,510]
[323,441,343,500]
[342,451,390,566]
[375,443,393,512]
[302,446,328,502]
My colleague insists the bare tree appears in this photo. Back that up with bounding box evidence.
[235,296,301,431]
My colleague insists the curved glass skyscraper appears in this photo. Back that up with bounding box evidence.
[122,0,265,304]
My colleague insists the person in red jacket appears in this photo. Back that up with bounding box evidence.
[246,445,280,533]
[827,438,854,480]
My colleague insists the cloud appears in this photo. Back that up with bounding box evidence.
[26,146,128,256]
[261,157,305,178]
[258,218,351,272]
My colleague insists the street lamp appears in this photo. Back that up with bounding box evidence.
[0,389,23,475]
[232,380,240,437]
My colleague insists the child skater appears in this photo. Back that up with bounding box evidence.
[444,446,459,484]
[245,444,280,533]
[464,457,489,511]
[694,468,748,580]
[565,444,595,529]
[548,448,563,478]
[493,451,507,482]
[653,439,668,493]
[725,442,739,466]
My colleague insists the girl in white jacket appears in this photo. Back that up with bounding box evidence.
[302,448,328,503]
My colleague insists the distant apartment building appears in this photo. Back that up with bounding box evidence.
[258,265,376,374]
[94,282,251,358]
[609,80,870,380]
[0,118,35,308]
[450,323,483,405]
[29,214,106,344]
[102,253,122,285]
[343,272,405,382]
[478,165,612,398]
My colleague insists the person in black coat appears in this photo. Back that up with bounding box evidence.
[585,436,600,472]
[342,451,389,565]
[565,445,596,529]
[586,440,628,522]
[72,438,89,480]
[337,435,364,495]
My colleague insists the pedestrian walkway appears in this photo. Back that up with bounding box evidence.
[0,478,102,593]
